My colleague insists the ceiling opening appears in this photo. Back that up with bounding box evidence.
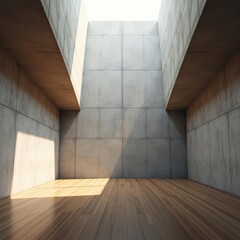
[85,0,162,21]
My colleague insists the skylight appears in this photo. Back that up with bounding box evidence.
[85,0,162,21]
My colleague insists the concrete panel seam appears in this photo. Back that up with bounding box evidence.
[0,103,59,133]
[187,105,240,133]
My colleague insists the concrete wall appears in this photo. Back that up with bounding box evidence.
[41,0,88,104]
[0,45,60,198]
[187,52,240,196]
[60,22,187,178]
[158,0,206,106]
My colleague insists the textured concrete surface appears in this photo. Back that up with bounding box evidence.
[0,48,18,109]
[85,36,122,70]
[75,139,100,178]
[123,109,146,139]
[99,139,122,178]
[123,71,164,108]
[0,45,60,198]
[0,105,16,199]
[123,22,158,36]
[76,109,100,138]
[228,108,240,196]
[146,109,169,138]
[171,139,187,178]
[187,52,240,196]
[88,21,122,36]
[169,111,186,139]
[59,138,75,178]
[60,22,187,178]
[123,36,161,70]
[100,109,122,138]
[123,139,147,178]
[147,139,170,178]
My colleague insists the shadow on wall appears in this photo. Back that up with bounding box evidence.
[60,108,187,179]
[59,21,187,179]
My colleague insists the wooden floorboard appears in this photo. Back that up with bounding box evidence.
[0,179,239,240]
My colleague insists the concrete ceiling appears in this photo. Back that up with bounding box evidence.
[0,0,80,110]
[167,0,240,110]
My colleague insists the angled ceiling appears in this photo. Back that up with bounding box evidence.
[0,0,80,110]
[167,0,240,110]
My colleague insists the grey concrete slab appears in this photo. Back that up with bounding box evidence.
[123,139,147,178]
[204,71,227,124]
[144,37,161,70]
[88,21,122,35]
[101,36,122,70]
[228,108,240,196]
[84,36,122,70]
[146,71,165,108]
[147,139,170,178]
[60,111,78,139]
[147,109,169,138]
[195,124,209,185]
[52,129,60,179]
[17,69,42,124]
[171,139,187,178]
[99,139,122,177]
[75,139,100,178]
[57,4,66,54]
[123,22,158,36]
[100,109,122,138]
[0,105,16,198]
[123,109,146,138]
[0,46,18,110]
[186,105,195,132]
[208,115,232,192]
[42,100,60,132]
[17,68,59,130]
[181,1,191,51]
[169,111,186,139]
[123,71,146,108]
[187,130,196,180]
[83,36,101,70]
[100,71,122,108]
[59,138,75,178]
[76,109,99,138]
[225,53,240,111]
[81,71,100,108]
[35,122,57,186]
[189,0,199,32]
[48,0,59,37]
[123,36,144,70]
[13,114,39,194]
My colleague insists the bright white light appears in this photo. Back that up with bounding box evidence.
[85,0,161,21]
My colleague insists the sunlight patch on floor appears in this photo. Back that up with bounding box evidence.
[11,179,110,199]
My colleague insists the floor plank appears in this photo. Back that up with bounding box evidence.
[0,179,239,240]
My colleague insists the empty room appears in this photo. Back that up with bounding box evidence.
[0,0,240,239]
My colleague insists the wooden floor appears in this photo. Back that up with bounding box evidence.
[0,179,240,240]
